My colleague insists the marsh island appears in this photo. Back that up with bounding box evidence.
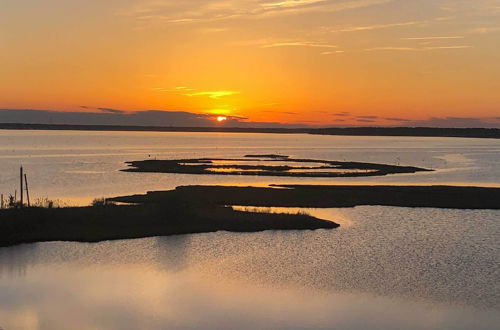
[123,154,432,177]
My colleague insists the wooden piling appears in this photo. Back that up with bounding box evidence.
[25,173,31,207]
[20,166,24,208]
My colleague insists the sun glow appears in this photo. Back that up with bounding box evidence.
[2,0,499,127]
[216,116,228,122]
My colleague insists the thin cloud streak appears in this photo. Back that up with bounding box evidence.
[365,47,419,51]
[262,41,338,48]
[184,91,240,99]
[402,36,465,40]
[321,51,345,54]
[329,20,423,33]
[469,26,500,34]
[118,0,396,25]
[261,0,328,8]
[365,45,473,51]
[321,15,456,35]
[423,45,473,50]
[153,86,239,99]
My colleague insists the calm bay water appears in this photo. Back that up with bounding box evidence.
[0,130,499,204]
[0,130,499,329]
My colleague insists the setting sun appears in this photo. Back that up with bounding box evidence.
[216,116,227,123]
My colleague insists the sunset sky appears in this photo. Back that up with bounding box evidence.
[1,0,499,127]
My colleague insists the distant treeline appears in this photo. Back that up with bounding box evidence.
[0,123,499,139]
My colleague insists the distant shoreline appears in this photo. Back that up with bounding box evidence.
[1,123,499,139]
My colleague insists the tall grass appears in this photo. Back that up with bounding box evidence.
[0,195,68,209]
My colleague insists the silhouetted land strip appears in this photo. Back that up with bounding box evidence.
[2,183,498,247]
[1,123,499,139]
[245,154,289,159]
[112,185,500,210]
[0,203,338,248]
[123,155,432,178]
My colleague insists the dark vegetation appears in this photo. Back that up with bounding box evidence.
[244,154,289,159]
[111,185,500,210]
[123,155,432,178]
[2,183,499,248]
[1,123,499,139]
[0,199,338,248]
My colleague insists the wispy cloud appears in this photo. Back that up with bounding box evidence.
[333,112,351,117]
[468,26,500,34]
[261,0,328,8]
[79,106,125,114]
[366,45,473,51]
[153,86,197,92]
[329,20,423,33]
[260,0,395,16]
[384,117,411,122]
[401,36,465,40]
[118,0,395,25]
[321,50,345,54]
[365,47,419,51]
[241,38,340,50]
[366,34,474,52]
[172,86,196,92]
[324,14,456,35]
[440,0,500,16]
[423,45,473,50]
[185,90,240,99]
[262,41,338,48]
[97,108,125,114]
[153,86,239,99]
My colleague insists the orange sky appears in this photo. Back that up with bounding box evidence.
[1,0,499,126]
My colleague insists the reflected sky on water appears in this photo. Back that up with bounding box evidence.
[0,131,499,329]
[0,206,498,329]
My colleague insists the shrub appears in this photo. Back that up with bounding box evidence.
[91,198,115,207]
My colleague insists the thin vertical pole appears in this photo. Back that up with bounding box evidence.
[24,174,30,207]
[20,166,24,208]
